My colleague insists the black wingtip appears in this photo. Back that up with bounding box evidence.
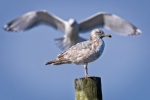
[129,28,142,36]
[3,25,8,30]
[3,24,14,32]
[3,18,20,32]
[135,29,142,35]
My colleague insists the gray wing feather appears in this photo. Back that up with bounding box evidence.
[69,41,91,50]
[4,10,66,32]
[79,12,141,36]
[57,41,91,60]
[79,13,104,33]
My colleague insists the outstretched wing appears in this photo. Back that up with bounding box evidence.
[79,12,141,36]
[4,10,66,32]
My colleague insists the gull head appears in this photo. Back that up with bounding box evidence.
[91,29,112,39]
[68,18,77,26]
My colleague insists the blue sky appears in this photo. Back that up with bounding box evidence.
[0,0,150,100]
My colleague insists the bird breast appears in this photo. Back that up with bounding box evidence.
[85,40,105,63]
[65,22,79,37]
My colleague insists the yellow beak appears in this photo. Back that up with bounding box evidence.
[104,34,112,38]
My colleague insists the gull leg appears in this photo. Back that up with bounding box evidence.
[84,63,88,77]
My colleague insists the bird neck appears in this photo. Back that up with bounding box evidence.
[90,36,101,42]
[90,37,103,48]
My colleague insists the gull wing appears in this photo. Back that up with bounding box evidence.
[57,41,92,61]
[4,10,66,32]
[79,12,141,36]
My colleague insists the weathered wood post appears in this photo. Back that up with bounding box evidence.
[75,77,102,100]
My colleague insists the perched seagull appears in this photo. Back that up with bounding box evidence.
[4,10,141,50]
[45,29,111,77]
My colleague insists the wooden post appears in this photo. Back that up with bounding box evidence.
[74,77,102,100]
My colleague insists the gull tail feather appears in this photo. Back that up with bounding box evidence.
[55,37,69,50]
[45,60,65,65]
[55,36,86,50]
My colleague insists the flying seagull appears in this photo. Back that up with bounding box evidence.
[45,29,111,77]
[4,10,141,50]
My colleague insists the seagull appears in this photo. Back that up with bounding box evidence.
[4,10,141,50]
[45,29,111,77]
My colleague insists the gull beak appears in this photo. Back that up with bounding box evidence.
[104,34,112,38]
